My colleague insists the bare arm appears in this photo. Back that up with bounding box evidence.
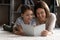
[13,24,25,35]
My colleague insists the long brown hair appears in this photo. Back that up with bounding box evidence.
[34,1,50,18]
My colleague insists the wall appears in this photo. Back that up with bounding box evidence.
[0,6,9,25]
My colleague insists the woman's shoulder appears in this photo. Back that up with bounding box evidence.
[50,13,56,17]
[46,13,57,24]
[49,13,57,20]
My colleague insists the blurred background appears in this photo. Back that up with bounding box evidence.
[0,0,60,28]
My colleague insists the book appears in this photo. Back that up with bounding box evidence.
[22,24,45,36]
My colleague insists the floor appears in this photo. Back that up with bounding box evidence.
[0,27,60,40]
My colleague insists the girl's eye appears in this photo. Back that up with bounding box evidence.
[26,14,33,16]
[31,14,34,16]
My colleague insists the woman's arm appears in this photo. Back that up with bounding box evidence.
[41,13,56,36]
[46,13,57,32]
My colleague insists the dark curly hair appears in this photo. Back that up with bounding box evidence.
[21,5,33,14]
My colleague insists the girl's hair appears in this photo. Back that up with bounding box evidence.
[34,1,50,18]
[21,5,33,14]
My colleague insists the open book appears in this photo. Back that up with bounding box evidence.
[22,24,46,36]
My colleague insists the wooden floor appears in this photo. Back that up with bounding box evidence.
[0,27,60,40]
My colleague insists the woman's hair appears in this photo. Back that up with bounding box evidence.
[34,1,50,18]
[21,5,33,14]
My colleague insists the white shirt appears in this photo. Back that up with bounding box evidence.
[46,13,57,31]
[14,17,36,27]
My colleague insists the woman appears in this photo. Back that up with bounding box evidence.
[34,1,57,36]
[13,5,35,36]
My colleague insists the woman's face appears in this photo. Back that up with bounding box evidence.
[36,8,46,21]
[22,10,33,22]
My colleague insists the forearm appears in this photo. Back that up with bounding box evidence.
[14,31,23,35]
[13,29,25,35]
[13,26,25,35]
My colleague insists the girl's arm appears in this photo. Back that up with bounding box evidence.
[13,24,25,36]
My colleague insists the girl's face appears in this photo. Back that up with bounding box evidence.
[22,10,33,23]
[36,8,46,21]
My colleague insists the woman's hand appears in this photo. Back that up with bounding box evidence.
[41,30,52,36]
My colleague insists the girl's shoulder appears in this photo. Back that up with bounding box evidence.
[16,17,23,22]
[30,18,36,25]
[15,17,23,25]
[17,17,22,20]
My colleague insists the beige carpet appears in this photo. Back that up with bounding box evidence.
[0,27,60,40]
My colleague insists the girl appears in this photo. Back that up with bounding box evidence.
[13,5,35,36]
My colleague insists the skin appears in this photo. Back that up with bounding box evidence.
[36,8,46,24]
[21,10,33,24]
[13,10,33,35]
[36,8,50,36]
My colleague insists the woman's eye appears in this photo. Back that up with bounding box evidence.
[41,11,44,13]
[26,14,29,16]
